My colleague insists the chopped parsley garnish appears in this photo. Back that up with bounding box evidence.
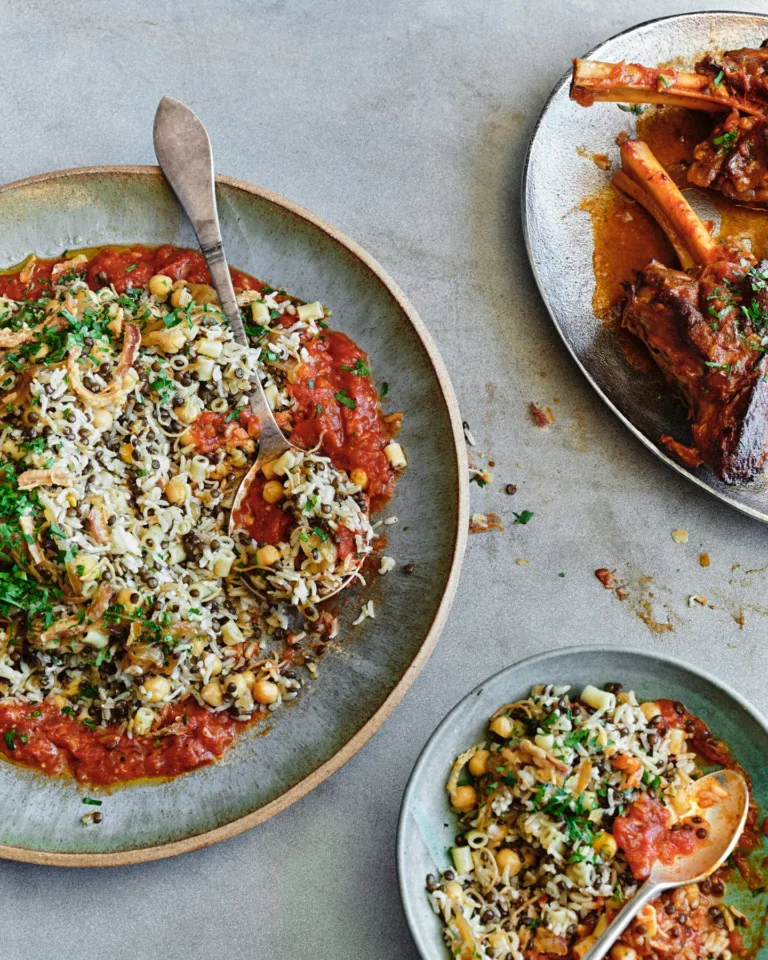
[469,475,487,487]
[512,509,535,525]
[313,525,328,543]
[334,389,356,409]
[82,797,103,806]
[226,407,244,423]
[617,103,644,115]
[380,381,389,397]
[704,361,732,371]
[713,130,738,154]
[125,264,138,273]
[4,729,16,751]
[341,358,371,376]
[713,69,724,87]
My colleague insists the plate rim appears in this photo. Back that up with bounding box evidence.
[0,164,470,868]
[521,10,768,526]
[396,642,768,960]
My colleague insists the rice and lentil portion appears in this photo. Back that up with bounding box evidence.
[0,244,404,785]
[427,684,761,960]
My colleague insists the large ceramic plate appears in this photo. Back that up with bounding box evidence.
[397,645,768,960]
[0,166,468,865]
[523,11,768,523]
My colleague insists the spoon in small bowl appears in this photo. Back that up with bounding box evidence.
[153,96,367,602]
[583,768,749,960]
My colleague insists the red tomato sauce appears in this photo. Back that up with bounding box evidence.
[0,699,239,786]
[658,698,763,887]
[188,409,260,454]
[236,474,294,546]
[287,331,396,510]
[0,245,398,786]
[0,244,260,300]
[613,794,699,879]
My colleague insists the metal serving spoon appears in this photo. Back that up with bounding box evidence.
[153,96,365,601]
[584,768,749,960]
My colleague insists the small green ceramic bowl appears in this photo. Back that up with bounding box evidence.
[397,645,768,959]
[0,166,468,866]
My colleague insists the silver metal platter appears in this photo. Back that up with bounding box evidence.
[522,11,768,523]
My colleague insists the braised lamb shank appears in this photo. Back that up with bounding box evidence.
[616,140,768,483]
[572,44,768,205]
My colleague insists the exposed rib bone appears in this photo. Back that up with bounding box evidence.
[571,59,765,116]
[612,169,694,271]
[617,140,719,268]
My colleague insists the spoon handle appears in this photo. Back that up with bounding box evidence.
[153,96,246,345]
[153,96,290,460]
[583,879,662,960]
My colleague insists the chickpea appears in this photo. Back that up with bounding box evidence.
[489,715,513,738]
[142,675,171,703]
[164,476,188,505]
[253,678,279,705]
[92,408,113,430]
[640,701,661,721]
[240,670,256,692]
[468,749,491,778]
[201,680,224,707]
[116,586,141,613]
[170,285,192,308]
[592,831,618,861]
[256,544,281,567]
[119,443,134,464]
[262,480,285,504]
[450,785,477,812]
[148,274,173,299]
[444,881,464,904]
[495,847,523,876]
[51,693,68,710]
[610,947,638,960]
[202,653,222,677]
[225,674,249,699]
[350,468,368,490]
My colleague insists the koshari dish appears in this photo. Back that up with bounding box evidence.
[0,244,404,786]
[427,684,762,960]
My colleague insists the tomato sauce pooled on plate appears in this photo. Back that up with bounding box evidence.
[0,700,237,786]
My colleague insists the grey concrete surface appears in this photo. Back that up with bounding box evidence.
[2,0,768,957]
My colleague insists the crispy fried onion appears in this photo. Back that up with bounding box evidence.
[17,467,74,490]
[51,255,89,280]
[571,757,593,797]
[67,322,140,408]
[86,503,109,545]
[444,910,479,960]
[39,583,113,646]
[0,314,69,353]
[18,514,58,577]
[515,738,569,776]
[0,329,34,349]
[446,744,480,799]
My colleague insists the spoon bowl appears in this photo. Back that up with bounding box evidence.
[228,451,370,604]
[649,768,750,886]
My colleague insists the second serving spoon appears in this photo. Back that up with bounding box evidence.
[152,96,367,603]
[583,768,750,960]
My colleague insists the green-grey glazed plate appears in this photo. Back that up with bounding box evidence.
[0,166,468,866]
[397,645,768,959]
